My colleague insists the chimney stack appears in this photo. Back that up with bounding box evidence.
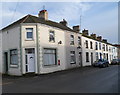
[82,29,89,36]
[90,34,96,39]
[60,19,67,26]
[73,25,80,32]
[38,10,48,20]
[97,36,102,41]
[102,39,107,43]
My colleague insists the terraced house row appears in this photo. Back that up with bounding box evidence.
[0,10,118,76]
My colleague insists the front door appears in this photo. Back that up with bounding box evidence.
[4,52,8,73]
[79,52,82,67]
[27,54,35,72]
[91,53,93,65]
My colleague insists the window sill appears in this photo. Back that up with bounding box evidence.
[25,39,34,41]
[70,62,76,64]
[43,64,59,68]
[10,65,18,68]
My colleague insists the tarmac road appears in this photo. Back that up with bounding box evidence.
[2,65,120,93]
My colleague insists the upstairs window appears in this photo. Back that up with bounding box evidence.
[99,43,101,50]
[49,31,55,42]
[70,35,74,45]
[90,41,93,49]
[106,45,108,51]
[78,36,81,46]
[103,44,105,51]
[95,42,98,50]
[86,40,88,48]
[26,28,33,40]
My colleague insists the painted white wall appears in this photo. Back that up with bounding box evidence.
[21,24,38,74]
[2,26,21,76]
[37,24,66,74]
[81,36,96,66]
[64,31,82,69]
[0,31,2,73]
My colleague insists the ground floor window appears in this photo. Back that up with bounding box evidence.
[10,49,18,65]
[43,48,57,66]
[86,52,89,62]
[70,51,76,64]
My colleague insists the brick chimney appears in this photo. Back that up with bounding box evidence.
[90,33,96,39]
[97,36,102,41]
[82,29,89,36]
[60,19,67,26]
[102,39,107,43]
[73,25,80,32]
[38,10,48,20]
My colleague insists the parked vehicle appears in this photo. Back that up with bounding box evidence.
[111,59,120,65]
[92,59,109,68]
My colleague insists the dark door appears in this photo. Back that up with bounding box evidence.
[4,52,8,73]
[91,53,93,65]
[79,52,82,67]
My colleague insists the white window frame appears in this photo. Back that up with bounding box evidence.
[26,28,33,40]
[10,49,18,65]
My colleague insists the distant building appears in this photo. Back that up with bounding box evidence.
[0,10,118,76]
[113,44,120,59]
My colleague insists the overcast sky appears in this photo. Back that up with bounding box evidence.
[1,1,118,44]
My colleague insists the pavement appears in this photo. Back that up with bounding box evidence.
[2,65,120,93]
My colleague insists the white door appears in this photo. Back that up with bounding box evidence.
[27,54,35,72]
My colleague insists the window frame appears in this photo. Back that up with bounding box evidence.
[49,30,55,42]
[70,51,76,64]
[10,49,18,65]
[70,35,74,45]
[78,36,81,46]
[90,41,93,49]
[86,40,88,48]
[43,48,57,66]
[26,28,33,40]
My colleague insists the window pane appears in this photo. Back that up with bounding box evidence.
[43,49,56,65]
[27,32,33,38]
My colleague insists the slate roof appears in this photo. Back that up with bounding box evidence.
[1,14,76,32]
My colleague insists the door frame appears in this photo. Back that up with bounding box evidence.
[25,48,35,73]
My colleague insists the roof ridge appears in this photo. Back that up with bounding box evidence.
[21,14,31,23]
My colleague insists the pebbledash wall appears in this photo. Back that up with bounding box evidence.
[0,10,118,76]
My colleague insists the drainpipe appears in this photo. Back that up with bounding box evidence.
[20,24,23,75]
[36,23,40,74]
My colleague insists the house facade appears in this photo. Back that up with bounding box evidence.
[0,10,118,76]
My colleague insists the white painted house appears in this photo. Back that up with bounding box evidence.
[0,10,118,76]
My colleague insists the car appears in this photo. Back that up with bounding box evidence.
[92,59,109,68]
[111,59,120,65]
